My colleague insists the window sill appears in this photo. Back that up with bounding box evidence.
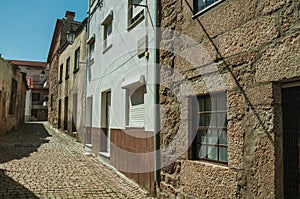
[73,68,80,74]
[127,14,145,31]
[125,126,145,130]
[85,144,92,148]
[192,0,225,19]
[103,44,113,54]
[99,152,110,159]
[188,159,228,167]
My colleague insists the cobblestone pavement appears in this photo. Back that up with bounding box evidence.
[0,122,152,199]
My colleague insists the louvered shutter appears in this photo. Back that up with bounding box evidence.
[129,86,145,127]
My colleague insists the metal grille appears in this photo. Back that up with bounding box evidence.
[282,86,300,199]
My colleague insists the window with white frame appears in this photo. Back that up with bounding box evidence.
[101,12,113,50]
[128,0,145,27]
[129,85,146,127]
[191,93,228,164]
[194,0,223,13]
[88,36,95,63]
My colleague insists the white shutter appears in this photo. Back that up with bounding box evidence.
[129,86,145,127]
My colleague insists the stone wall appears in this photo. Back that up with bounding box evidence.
[158,0,300,198]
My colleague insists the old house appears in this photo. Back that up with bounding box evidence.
[86,0,157,192]
[47,11,82,128]
[0,57,27,135]
[11,60,48,122]
[158,0,300,198]
[57,18,87,141]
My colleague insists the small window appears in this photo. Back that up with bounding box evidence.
[32,93,41,102]
[128,85,146,128]
[191,93,228,164]
[59,64,63,83]
[74,47,80,72]
[88,38,95,63]
[194,0,223,14]
[102,12,113,51]
[128,0,145,28]
[66,57,70,79]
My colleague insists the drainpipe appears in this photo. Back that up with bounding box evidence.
[83,0,91,147]
[153,0,159,193]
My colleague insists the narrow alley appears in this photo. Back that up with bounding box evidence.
[0,122,151,199]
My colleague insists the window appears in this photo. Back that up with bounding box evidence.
[74,47,80,72]
[32,93,41,102]
[9,79,17,114]
[194,0,223,13]
[88,38,95,63]
[66,57,70,79]
[50,94,53,111]
[128,86,146,127]
[59,64,63,83]
[101,12,113,51]
[128,0,145,28]
[191,93,228,163]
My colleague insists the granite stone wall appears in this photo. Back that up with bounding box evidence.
[158,0,300,198]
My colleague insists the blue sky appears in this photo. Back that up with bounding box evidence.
[0,1,87,62]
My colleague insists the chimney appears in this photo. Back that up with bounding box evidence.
[65,11,75,21]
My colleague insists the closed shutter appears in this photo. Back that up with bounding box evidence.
[129,86,145,127]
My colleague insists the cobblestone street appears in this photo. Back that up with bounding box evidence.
[0,122,152,199]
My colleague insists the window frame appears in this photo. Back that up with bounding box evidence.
[193,0,224,17]
[74,47,80,73]
[191,92,228,165]
[128,0,145,30]
[65,57,70,80]
[101,12,113,52]
[59,64,63,83]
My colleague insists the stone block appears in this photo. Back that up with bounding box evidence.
[215,16,279,58]
[254,32,300,83]
[181,161,238,198]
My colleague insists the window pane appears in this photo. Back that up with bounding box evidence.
[219,147,228,162]
[205,113,211,126]
[207,130,218,145]
[198,0,205,11]
[219,130,227,145]
[199,99,205,112]
[210,112,217,127]
[218,112,226,127]
[197,130,207,144]
[217,94,226,110]
[207,146,218,161]
[206,0,215,7]
[199,113,205,126]
[198,144,206,159]
[205,97,211,111]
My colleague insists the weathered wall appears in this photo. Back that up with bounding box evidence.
[57,23,86,141]
[0,58,27,135]
[159,0,300,198]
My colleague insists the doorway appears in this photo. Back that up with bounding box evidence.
[100,91,111,156]
[282,86,300,198]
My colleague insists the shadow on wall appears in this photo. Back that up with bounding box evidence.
[0,123,51,197]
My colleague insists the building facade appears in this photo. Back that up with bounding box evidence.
[57,19,87,141]
[47,11,82,128]
[158,0,300,198]
[0,57,27,135]
[11,60,48,122]
[86,0,157,192]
